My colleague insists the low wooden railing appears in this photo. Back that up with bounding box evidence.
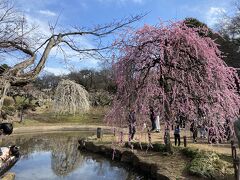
[231,140,240,180]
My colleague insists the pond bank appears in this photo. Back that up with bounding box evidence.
[78,139,172,180]
[78,136,234,180]
[78,138,205,180]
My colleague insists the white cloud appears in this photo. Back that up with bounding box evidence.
[7,1,104,72]
[25,14,51,37]
[38,10,57,17]
[25,13,98,66]
[209,7,225,16]
[206,7,226,27]
[44,67,69,75]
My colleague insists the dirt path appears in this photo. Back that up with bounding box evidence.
[12,124,112,135]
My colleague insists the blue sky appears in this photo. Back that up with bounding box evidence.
[12,0,234,75]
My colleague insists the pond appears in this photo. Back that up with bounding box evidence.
[0,131,146,180]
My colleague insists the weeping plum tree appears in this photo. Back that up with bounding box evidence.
[53,80,90,115]
[0,0,142,121]
[106,22,240,134]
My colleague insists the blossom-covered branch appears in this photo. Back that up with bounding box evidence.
[106,22,240,130]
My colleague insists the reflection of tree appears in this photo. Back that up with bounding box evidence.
[96,158,104,176]
[0,132,142,179]
[0,132,84,176]
[82,153,128,179]
[51,137,83,176]
[84,155,105,176]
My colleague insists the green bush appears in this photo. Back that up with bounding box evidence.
[187,151,232,179]
[152,143,166,152]
[181,148,233,179]
[1,106,16,118]
[181,147,199,159]
[3,97,14,107]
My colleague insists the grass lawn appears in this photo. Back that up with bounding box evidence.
[14,106,108,127]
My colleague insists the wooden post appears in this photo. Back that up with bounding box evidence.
[113,128,116,136]
[232,144,239,180]
[234,157,240,180]
[120,131,123,144]
[237,159,240,180]
[97,128,102,139]
[231,140,235,158]
[234,159,238,180]
[233,145,237,160]
[183,136,187,147]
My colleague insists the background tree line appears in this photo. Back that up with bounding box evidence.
[34,68,116,94]
[184,17,240,71]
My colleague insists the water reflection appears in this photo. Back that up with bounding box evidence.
[51,137,83,176]
[0,132,145,180]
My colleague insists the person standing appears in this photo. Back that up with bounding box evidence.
[149,107,156,131]
[128,108,136,141]
[155,114,160,132]
[200,123,207,139]
[178,112,186,128]
[190,121,198,143]
[174,125,181,146]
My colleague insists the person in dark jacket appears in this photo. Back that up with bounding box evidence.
[128,108,136,141]
[174,125,181,146]
[190,121,198,143]
[149,107,156,131]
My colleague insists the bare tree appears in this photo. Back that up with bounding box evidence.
[0,0,143,120]
[218,1,240,44]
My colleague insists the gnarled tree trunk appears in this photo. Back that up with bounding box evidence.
[0,80,10,121]
[0,36,59,121]
[0,80,10,115]
[0,1,142,121]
